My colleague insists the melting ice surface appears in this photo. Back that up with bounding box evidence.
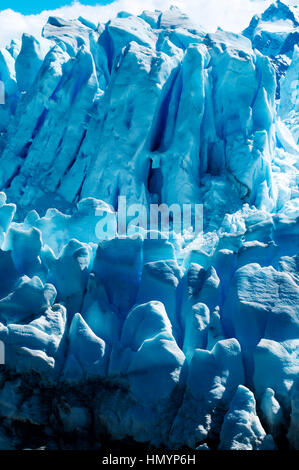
[0,2,298,450]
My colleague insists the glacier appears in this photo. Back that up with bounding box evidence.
[0,2,298,451]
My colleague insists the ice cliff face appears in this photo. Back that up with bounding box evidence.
[0,7,280,215]
[0,3,298,451]
[243,0,299,98]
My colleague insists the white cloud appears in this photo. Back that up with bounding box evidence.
[0,0,272,49]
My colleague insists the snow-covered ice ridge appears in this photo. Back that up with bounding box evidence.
[0,1,298,450]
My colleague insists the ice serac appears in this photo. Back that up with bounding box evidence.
[43,16,98,57]
[0,41,99,212]
[0,48,18,133]
[254,339,299,409]
[42,238,93,318]
[222,263,299,382]
[279,44,299,143]
[0,277,66,377]
[15,34,43,93]
[170,339,244,448]
[219,385,275,450]
[137,260,183,340]
[243,0,299,96]
[104,300,186,445]
[260,387,285,438]
[0,191,297,449]
[244,1,299,57]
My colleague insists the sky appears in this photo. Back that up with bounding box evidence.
[0,0,274,49]
[0,0,114,15]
